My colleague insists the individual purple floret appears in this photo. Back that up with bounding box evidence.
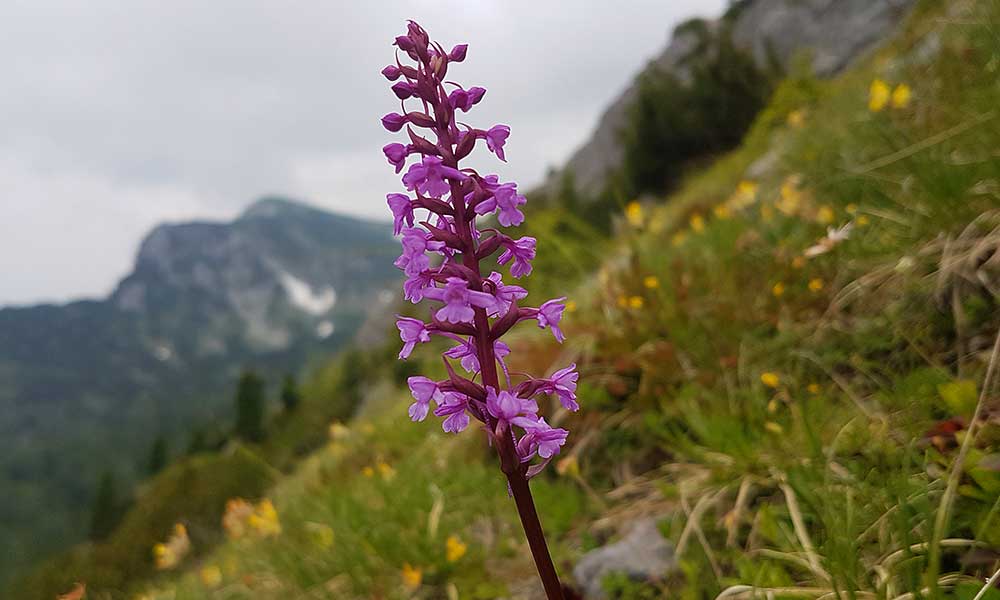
[380,21,573,598]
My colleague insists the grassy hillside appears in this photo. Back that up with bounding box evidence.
[26,1,1000,598]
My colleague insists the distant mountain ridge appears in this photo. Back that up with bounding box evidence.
[0,197,399,582]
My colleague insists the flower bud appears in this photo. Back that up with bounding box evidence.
[391,81,415,100]
[381,112,407,132]
[381,65,402,81]
[449,44,468,62]
[394,35,415,52]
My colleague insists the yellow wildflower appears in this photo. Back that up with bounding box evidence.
[891,83,911,109]
[616,295,628,308]
[306,522,335,548]
[625,201,644,228]
[643,276,660,289]
[200,565,223,588]
[786,109,806,128]
[713,204,732,219]
[808,278,824,292]
[856,215,870,226]
[777,175,802,215]
[791,256,805,269]
[816,205,835,225]
[377,461,396,481]
[765,421,784,434]
[328,422,350,441]
[556,455,580,478]
[248,499,281,537]
[807,383,821,394]
[446,535,468,562]
[671,231,687,247]
[402,563,422,590]
[689,213,705,232]
[869,79,890,112]
[772,282,785,297]
[761,372,781,388]
[222,498,254,539]
[153,523,191,570]
[362,466,375,478]
[565,299,578,313]
[730,180,758,209]
[628,296,644,309]
[845,203,858,215]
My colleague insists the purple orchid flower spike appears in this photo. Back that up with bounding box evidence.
[380,21,575,599]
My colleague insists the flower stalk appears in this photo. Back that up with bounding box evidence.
[380,21,574,598]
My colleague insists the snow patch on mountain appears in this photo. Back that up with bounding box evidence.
[279,272,336,316]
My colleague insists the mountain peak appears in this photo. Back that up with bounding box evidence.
[240,196,318,219]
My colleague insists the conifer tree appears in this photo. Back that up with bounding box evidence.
[89,471,118,540]
[234,370,266,442]
[279,373,301,412]
[147,436,168,475]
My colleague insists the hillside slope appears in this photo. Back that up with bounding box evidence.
[546,0,917,196]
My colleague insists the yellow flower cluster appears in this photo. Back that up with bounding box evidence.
[776,175,803,216]
[689,213,705,233]
[223,497,281,539]
[446,535,468,562]
[760,372,781,388]
[869,79,911,112]
[728,180,758,211]
[248,499,281,537]
[402,563,422,590]
[362,460,396,481]
[152,523,191,570]
[624,201,644,228]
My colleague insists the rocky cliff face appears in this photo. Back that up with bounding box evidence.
[112,197,397,355]
[549,0,916,195]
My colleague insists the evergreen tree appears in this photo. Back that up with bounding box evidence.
[147,436,168,475]
[234,370,266,442]
[187,428,207,455]
[279,373,301,412]
[89,471,118,540]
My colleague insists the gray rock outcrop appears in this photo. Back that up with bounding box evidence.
[573,518,677,599]
[546,0,916,196]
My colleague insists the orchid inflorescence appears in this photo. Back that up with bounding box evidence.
[382,21,578,476]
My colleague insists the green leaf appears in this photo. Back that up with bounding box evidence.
[938,380,979,416]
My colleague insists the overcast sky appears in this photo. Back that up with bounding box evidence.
[0,0,724,306]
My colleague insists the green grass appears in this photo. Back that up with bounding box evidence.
[545,1,1000,597]
[135,406,587,600]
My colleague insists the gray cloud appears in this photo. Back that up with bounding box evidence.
[0,0,723,305]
